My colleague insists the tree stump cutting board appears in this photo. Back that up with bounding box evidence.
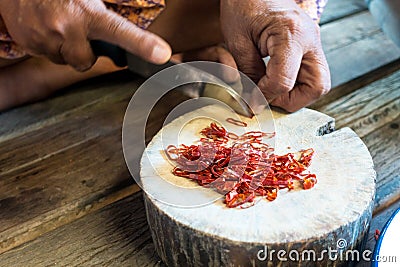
[140,106,376,266]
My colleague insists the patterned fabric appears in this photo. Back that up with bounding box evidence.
[0,0,327,59]
[295,0,329,21]
[103,0,165,29]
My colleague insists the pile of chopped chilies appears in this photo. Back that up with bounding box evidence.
[166,120,317,208]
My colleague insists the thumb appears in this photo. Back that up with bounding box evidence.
[89,9,171,64]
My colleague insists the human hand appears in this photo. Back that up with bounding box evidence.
[172,45,239,83]
[220,0,331,112]
[0,0,171,71]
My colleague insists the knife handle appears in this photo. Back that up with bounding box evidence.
[90,40,127,67]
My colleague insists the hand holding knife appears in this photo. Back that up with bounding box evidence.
[91,40,255,118]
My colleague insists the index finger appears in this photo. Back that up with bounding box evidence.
[257,38,303,102]
[89,9,171,64]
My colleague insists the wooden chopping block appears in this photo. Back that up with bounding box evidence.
[140,106,376,266]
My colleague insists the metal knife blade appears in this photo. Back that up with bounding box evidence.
[126,54,254,118]
[90,40,254,117]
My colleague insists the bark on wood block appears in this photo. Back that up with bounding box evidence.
[140,106,376,266]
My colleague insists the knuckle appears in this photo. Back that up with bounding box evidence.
[264,71,294,94]
[281,10,320,48]
[105,17,126,37]
[316,71,332,97]
[43,13,65,32]
[279,85,292,95]
[51,19,68,36]
[307,81,325,99]
[272,79,293,95]
[309,88,324,99]
[282,11,303,36]
[62,44,95,71]
[273,97,299,113]
[308,80,331,99]
[134,30,150,46]
[286,18,298,33]
[320,82,331,96]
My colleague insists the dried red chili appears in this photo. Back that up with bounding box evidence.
[374,229,381,241]
[166,122,317,208]
[226,117,248,127]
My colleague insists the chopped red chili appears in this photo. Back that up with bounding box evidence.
[166,122,316,208]
[226,117,248,127]
[374,229,381,241]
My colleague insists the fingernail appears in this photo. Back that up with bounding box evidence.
[151,44,171,64]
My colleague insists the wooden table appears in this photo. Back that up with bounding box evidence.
[0,0,399,266]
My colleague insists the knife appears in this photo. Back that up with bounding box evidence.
[91,40,254,118]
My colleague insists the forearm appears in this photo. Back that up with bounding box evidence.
[0,56,121,111]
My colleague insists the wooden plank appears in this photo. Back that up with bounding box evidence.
[0,128,138,253]
[317,70,400,138]
[0,73,190,254]
[0,85,132,175]
[0,193,162,267]
[316,70,400,213]
[321,11,382,54]
[325,30,400,89]
[0,71,140,141]
[363,118,400,213]
[311,59,400,110]
[0,73,138,253]
[311,11,400,108]
[319,0,367,25]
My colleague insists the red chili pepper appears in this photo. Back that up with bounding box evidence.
[165,145,179,160]
[226,117,248,127]
[227,132,239,140]
[166,122,316,208]
[374,229,380,241]
[303,174,317,190]
[266,188,278,201]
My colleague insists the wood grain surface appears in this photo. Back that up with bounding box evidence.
[0,69,191,254]
[0,73,136,250]
[324,30,400,89]
[0,71,139,140]
[363,118,400,214]
[320,0,366,25]
[310,10,400,109]
[0,192,162,267]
